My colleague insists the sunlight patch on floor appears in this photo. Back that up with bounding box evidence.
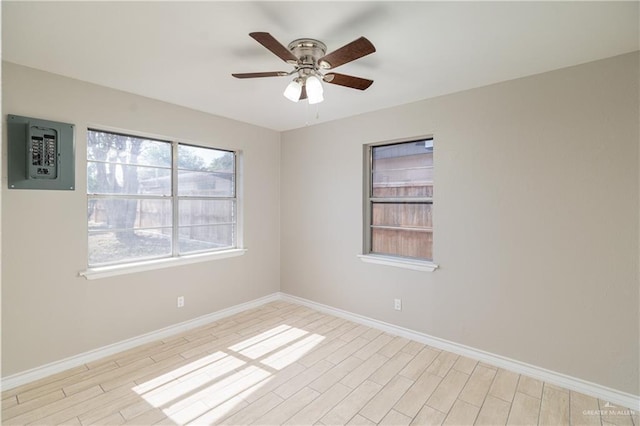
[141,355,245,407]
[229,324,291,352]
[132,351,229,394]
[239,327,309,359]
[187,379,270,425]
[132,323,325,425]
[167,366,272,423]
[262,333,326,370]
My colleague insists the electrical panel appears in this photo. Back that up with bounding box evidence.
[28,126,59,179]
[7,114,75,190]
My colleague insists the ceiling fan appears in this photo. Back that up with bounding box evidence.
[232,32,376,104]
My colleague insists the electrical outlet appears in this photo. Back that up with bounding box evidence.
[177,296,185,308]
[394,298,402,311]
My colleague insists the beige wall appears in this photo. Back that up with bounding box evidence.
[3,53,639,397]
[280,53,639,395]
[1,62,281,376]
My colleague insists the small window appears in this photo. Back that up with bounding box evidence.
[364,138,434,261]
[87,129,238,267]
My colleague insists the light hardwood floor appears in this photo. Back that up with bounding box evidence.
[2,301,637,425]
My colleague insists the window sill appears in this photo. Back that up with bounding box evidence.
[80,249,248,280]
[357,254,438,272]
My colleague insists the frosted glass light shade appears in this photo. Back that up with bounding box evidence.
[283,80,302,102]
[306,76,324,104]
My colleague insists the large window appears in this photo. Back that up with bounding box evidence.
[87,129,237,267]
[365,138,434,262]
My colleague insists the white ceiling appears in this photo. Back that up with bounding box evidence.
[3,1,638,131]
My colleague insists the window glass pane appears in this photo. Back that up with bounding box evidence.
[178,145,234,197]
[178,145,234,172]
[88,162,171,195]
[369,139,433,261]
[371,228,433,261]
[179,199,235,226]
[88,198,172,231]
[179,225,235,254]
[88,196,173,266]
[87,130,171,167]
[372,203,432,229]
[178,171,234,197]
[88,228,172,266]
[372,140,433,198]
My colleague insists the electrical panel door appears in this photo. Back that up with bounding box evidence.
[7,115,75,190]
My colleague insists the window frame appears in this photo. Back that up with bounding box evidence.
[360,136,438,272]
[174,142,238,257]
[82,128,245,279]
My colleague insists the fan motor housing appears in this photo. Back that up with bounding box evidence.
[288,38,327,67]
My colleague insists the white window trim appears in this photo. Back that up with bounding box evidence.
[358,254,438,272]
[80,248,247,280]
[84,127,245,277]
[362,136,437,270]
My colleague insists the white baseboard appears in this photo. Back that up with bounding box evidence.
[3,290,638,412]
[279,293,640,411]
[1,293,280,391]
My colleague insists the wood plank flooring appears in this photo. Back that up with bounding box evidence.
[2,301,637,425]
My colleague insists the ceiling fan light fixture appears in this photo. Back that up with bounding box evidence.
[306,75,324,104]
[283,79,303,102]
[234,33,376,107]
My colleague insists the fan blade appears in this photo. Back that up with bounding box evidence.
[249,32,298,64]
[324,73,373,90]
[232,72,289,79]
[318,37,375,69]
